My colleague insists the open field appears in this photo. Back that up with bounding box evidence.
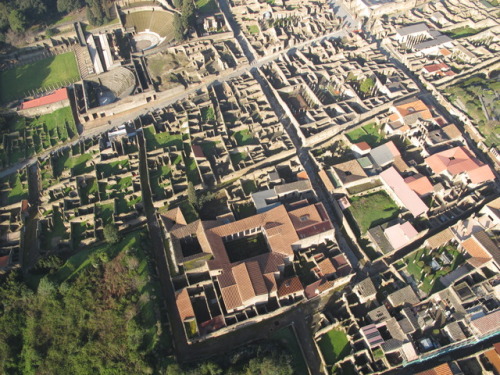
[349,191,399,233]
[318,328,351,366]
[0,52,79,103]
[346,123,384,147]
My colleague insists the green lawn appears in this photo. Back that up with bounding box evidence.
[270,326,309,375]
[31,106,77,143]
[247,25,260,34]
[445,26,484,39]
[234,129,257,146]
[65,154,93,176]
[2,172,28,205]
[230,152,248,167]
[201,141,218,158]
[242,179,257,195]
[318,329,351,366]
[185,157,201,185]
[196,0,218,13]
[349,191,399,233]
[404,246,464,295]
[200,106,216,122]
[0,52,80,103]
[97,159,129,178]
[96,202,115,225]
[144,127,183,151]
[178,200,199,223]
[346,123,384,147]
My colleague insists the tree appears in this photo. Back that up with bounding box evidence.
[181,0,195,31]
[187,182,197,207]
[103,224,120,244]
[173,14,185,41]
[8,10,27,32]
[57,0,84,13]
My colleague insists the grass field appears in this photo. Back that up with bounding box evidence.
[445,26,484,39]
[234,129,257,146]
[349,191,399,233]
[196,0,218,14]
[346,123,384,147]
[0,52,80,103]
[318,328,351,366]
[144,127,183,151]
[404,246,464,294]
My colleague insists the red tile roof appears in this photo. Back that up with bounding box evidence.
[277,276,304,297]
[471,310,500,336]
[354,141,371,151]
[192,144,205,159]
[404,174,434,196]
[415,363,453,375]
[0,255,9,268]
[20,88,69,110]
[380,167,429,217]
[175,288,195,322]
[425,146,495,184]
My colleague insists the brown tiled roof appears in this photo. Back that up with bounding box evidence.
[415,363,453,375]
[175,288,195,322]
[232,262,257,302]
[318,169,335,192]
[220,284,243,311]
[318,258,336,275]
[277,276,304,297]
[473,230,500,265]
[442,124,461,139]
[192,144,205,159]
[426,227,454,249]
[332,159,368,185]
[0,255,9,268]
[462,236,491,266]
[485,348,500,374]
[263,273,277,293]
[404,174,434,196]
[471,310,500,336]
[354,141,371,151]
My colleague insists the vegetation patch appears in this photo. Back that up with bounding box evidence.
[234,129,257,146]
[444,26,485,39]
[318,328,351,366]
[404,245,464,295]
[247,25,260,34]
[348,191,399,233]
[346,122,384,147]
[224,233,269,262]
[0,53,80,103]
[270,326,308,375]
[144,127,183,150]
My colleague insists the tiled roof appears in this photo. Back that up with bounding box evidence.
[20,88,69,109]
[277,276,304,297]
[0,255,9,268]
[368,305,391,323]
[415,363,453,375]
[394,98,433,123]
[317,258,336,276]
[387,285,419,307]
[220,284,243,311]
[426,227,454,249]
[462,236,491,266]
[354,141,371,151]
[361,324,384,348]
[441,124,462,139]
[384,221,418,250]
[485,348,500,374]
[356,277,376,298]
[318,169,335,192]
[471,309,500,336]
[332,159,368,185]
[396,22,429,37]
[175,288,195,322]
[192,144,205,158]
[380,167,428,217]
[425,146,495,184]
[404,174,434,196]
[473,230,500,265]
